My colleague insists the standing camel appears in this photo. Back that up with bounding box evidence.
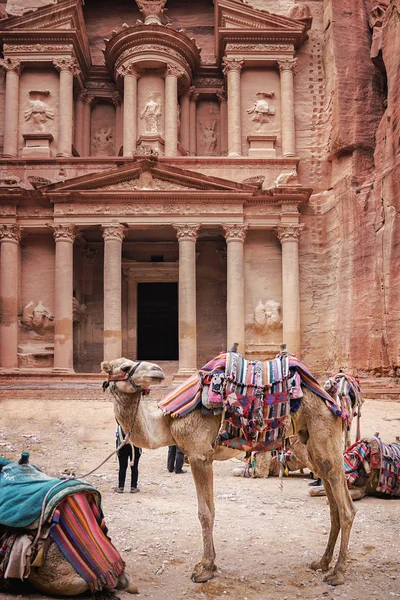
[101,356,356,586]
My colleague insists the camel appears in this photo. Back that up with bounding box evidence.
[101,355,356,586]
[232,447,307,478]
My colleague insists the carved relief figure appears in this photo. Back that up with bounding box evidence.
[24,92,54,131]
[274,170,298,187]
[253,299,282,334]
[73,297,87,323]
[141,93,162,134]
[247,91,275,132]
[92,127,114,157]
[21,300,54,335]
[199,120,217,153]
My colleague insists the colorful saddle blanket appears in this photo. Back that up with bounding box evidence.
[344,436,400,496]
[159,351,341,453]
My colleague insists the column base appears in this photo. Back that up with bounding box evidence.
[282,152,296,157]
[172,367,198,383]
[52,367,75,374]
[228,152,241,157]
[56,152,72,158]
[0,367,20,374]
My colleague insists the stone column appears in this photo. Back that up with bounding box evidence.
[112,92,123,156]
[217,91,228,155]
[74,92,85,156]
[223,224,247,353]
[102,224,125,361]
[53,58,81,158]
[164,64,182,157]
[278,58,297,157]
[173,224,200,380]
[189,86,199,156]
[53,225,76,372]
[0,225,21,369]
[117,63,140,158]
[81,91,95,157]
[276,224,303,356]
[223,58,244,157]
[180,90,190,152]
[0,58,21,158]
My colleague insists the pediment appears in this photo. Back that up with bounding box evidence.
[40,159,257,195]
[217,0,305,32]
[0,0,80,31]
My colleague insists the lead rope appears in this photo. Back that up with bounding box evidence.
[32,387,142,551]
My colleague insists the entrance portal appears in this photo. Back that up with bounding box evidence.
[137,282,178,360]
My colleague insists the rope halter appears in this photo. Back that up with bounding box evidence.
[103,361,144,394]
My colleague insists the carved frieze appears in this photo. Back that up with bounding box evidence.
[225,44,294,52]
[28,176,53,189]
[54,202,242,216]
[53,224,76,243]
[0,224,21,242]
[223,223,248,242]
[4,44,73,54]
[101,173,191,191]
[173,224,200,242]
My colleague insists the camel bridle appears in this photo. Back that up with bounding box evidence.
[103,361,143,393]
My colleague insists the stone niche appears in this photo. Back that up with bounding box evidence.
[137,72,165,154]
[196,99,220,156]
[90,102,116,157]
[241,67,281,157]
[19,67,58,158]
[244,230,283,359]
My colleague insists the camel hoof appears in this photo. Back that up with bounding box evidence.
[310,560,330,572]
[324,572,345,586]
[191,561,215,583]
[126,583,139,594]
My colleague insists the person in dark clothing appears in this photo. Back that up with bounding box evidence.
[115,422,142,493]
[167,445,187,474]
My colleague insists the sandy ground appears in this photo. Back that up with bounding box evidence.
[0,394,400,600]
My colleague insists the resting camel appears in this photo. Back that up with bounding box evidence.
[101,356,356,586]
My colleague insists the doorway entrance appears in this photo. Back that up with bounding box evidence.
[137,282,179,360]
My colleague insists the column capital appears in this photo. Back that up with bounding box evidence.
[80,90,95,106]
[0,224,21,243]
[102,223,126,242]
[117,61,142,79]
[216,90,227,103]
[223,57,244,76]
[165,63,184,79]
[189,86,199,103]
[223,223,248,243]
[53,224,76,243]
[277,57,297,74]
[275,223,304,243]
[111,91,122,107]
[53,57,81,76]
[0,57,21,75]
[173,224,200,242]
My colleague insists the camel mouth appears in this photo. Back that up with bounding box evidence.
[150,373,165,382]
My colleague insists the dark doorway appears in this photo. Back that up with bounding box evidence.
[137,282,178,360]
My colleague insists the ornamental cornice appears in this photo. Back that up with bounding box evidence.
[277,57,297,73]
[53,57,81,76]
[223,223,248,242]
[102,223,126,242]
[275,223,304,243]
[222,57,244,75]
[173,224,200,242]
[0,57,21,74]
[53,224,76,243]
[225,43,295,53]
[4,43,74,54]
[0,224,21,243]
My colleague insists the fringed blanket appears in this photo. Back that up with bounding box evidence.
[50,492,125,592]
[325,373,363,426]
[344,437,400,496]
[159,351,350,453]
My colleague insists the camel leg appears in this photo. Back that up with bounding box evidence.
[189,457,216,583]
[310,479,340,572]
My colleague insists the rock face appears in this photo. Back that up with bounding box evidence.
[300,0,399,376]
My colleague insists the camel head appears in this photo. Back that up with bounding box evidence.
[101,358,165,394]
[323,376,338,398]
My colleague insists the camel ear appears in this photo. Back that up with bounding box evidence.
[101,361,113,374]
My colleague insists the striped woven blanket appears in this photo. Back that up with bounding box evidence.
[324,373,363,426]
[344,437,400,496]
[50,492,125,592]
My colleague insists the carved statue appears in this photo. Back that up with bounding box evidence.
[73,298,87,324]
[140,93,162,134]
[199,120,217,153]
[92,127,114,157]
[24,97,54,131]
[247,92,275,132]
[21,301,54,336]
[274,170,298,187]
[253,299,282,334]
